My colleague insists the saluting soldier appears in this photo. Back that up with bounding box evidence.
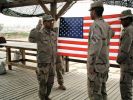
[117,10,133,100]
[87,1,114,100]
[29,14,56,100]
[29,14,66,100]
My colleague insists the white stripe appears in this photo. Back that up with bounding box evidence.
[69,57,87,60]
[84,32,89,36]
[58,49,87,54]
[109,60,118,64]
[83,27,89,30]
[115,32,121,35]
[58,37,88,42]
[83,17,120,23]
[110,25,121,28]
[109,53,118,56]
[58,43,88,48]
[110,39,120,42]
[104,18,120,22]
[84,20,93,23]
[83,25,121,30]
[109,46,119,49]
[58,43,119,51]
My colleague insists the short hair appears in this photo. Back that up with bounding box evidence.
[92,7,104,17]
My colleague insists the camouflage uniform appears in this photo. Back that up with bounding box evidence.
[117,10,133,100]
[29,19,65,100]
[29,15,57,100]
[87,1,114,100]
[56,55,64,86]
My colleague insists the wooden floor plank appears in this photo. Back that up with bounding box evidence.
[0,65,129,100]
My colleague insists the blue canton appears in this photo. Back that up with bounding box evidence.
[59,17,83,38]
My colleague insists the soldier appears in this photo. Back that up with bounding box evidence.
[56,54,66,90]
[29,14,66,94]
[117,10,133,100]
[29,14,56,100]
[87,1,114,100]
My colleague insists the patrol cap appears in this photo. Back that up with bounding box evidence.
[120,9,133,19]
[89,1,103,11]
[42,14,54,21]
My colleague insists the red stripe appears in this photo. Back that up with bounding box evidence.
[58,40,88,45]
[85,21,121,26]
[83,36,88,39]
[83,29,89,33]
[103,14,121,19]
[58,40,119,46]
[83,14,121,20]
[58,46,88,51]
[112,35,120,39]
[83,17,91,20]
[84,28,121,33]
[112,28,121,32]
[109,56,117,60]
[58,52,87,58]
[83,23,92,27]
[109,49,119,53]
[110,42,120,46]
[84,35,120,39]
[58,52,117,60]
[58,46,118,53]
[108,20,121,25]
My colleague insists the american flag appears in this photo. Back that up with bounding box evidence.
[57,14,121,65]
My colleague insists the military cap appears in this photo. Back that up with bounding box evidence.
[42,14,54,21]
[120,9,133,19]
[89,1,103,11]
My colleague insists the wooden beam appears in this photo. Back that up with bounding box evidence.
[50,3,57,20]
[0,0,52,8]
[0,0,83,9]
[56,1,73,20]
[36,0,51,15]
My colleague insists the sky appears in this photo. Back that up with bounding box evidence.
[0,0,133,32]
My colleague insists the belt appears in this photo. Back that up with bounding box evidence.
[130,56,133,59]
[95,63,106,65]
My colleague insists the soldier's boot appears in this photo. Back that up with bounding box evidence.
[45,83,53,100]
[39,93,45,100]
[58,84,66,90]
[38,88,46,100]
[45,96,51,100]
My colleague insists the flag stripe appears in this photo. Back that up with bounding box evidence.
[83,28,121,33]
[58,46,119,53]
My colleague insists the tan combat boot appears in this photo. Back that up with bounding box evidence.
[58,85,66,90]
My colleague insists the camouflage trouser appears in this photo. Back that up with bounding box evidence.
[120,64,133,100]
[87,72,108,100]
[36,63,55,100]
[56,62,64,85]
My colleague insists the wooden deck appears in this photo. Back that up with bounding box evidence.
[0,62,122,100]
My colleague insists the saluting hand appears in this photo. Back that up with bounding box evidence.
[36,20,43,30]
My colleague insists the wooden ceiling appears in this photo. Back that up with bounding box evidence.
[0,0,86,20]
[0,0,83,8]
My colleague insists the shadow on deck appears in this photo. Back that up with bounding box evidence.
[0,63,122,100]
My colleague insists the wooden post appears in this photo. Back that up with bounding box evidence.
[65,56,69,72]
[50,2,57,20]
[20,49,26,65]
[6,47,12,70]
